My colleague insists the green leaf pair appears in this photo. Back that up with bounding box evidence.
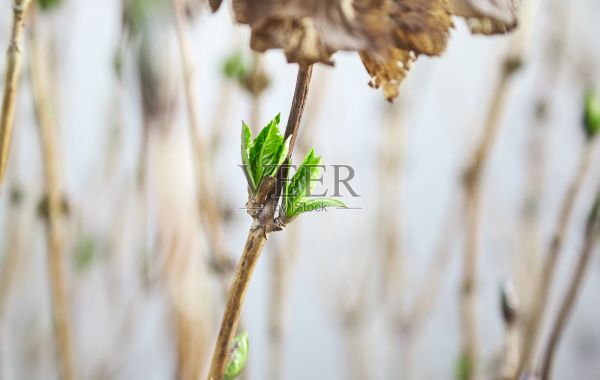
[241,114,346,220]
[241,114,289,195]
[224,332,249,380]
[584,88,600,139]
[283,149,345,219]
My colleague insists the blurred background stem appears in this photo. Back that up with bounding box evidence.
[0,0,32,189]
[459,2,537,373]
[29,11,76,380]
[518,141,596,374]
[539,185,600,380]
[170,0,232,277]
[460,55,518,380]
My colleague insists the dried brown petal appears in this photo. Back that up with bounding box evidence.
[209,0,223,12]
[234,0,395,64]
[450,0,519,34]
[222,0,519,100]
[360,48,417,102]
[391,0,454,56]
[249,17,335,65]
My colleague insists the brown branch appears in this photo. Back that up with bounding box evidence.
[518,143,595,374]
[207,65,313,380]
[0,0,32,190]
[539,186,600,380]
[29,16,76,380]
[283,65,313,152]
[207,226,268,380]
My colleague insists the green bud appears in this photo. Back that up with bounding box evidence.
[223,53,248,81]
[74,236,98,272]
[583,87,600,139]
[500,281,518,325]
[37,0,62,11]
[224,332,249,380]
[455,352,472,380]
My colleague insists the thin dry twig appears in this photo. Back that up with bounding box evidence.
[207,65,313,380]
[29,15,76,380]
[518,143,596,374]
[538,185,600,380]
[0,0,32,189]
[515,98,548,324]
[399,201,461,380]
[0,177,25,320]
[460,1,538,369]
[498,281,520,380]
[460,56,520,379]
[378,102,406,303]
[171,0,231,273]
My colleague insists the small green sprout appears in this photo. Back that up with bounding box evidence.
[222,52,270,95]
[283,149,346,221]
[583,87,600,139]
[241,114,289,195]
[241,114,346,225]
[223,53,248,81]
[224,332,249,380]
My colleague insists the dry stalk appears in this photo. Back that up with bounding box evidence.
[321,243,374,380]
[517,142,596,375]
[498,282,520,380]
[515,99,548,322]
[460,57,518,380]
[538,185,600,380]
[378,101,406,303]
[376,101,412,378]
[400,202,461,380]
[164,229,212,380]
[29,15,76,380]
[0,0,32,189]
[0,175,25,320]
[207,65,313,380]
[171,0,231,273]
[459,0,538,369]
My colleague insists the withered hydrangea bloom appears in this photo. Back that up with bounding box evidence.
[209,0,519,101]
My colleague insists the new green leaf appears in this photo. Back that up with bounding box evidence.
[247,114,286,192]
[284,149,346,218]
[584,87,600,139]
[241,122,254,191]
[224,332,249,380]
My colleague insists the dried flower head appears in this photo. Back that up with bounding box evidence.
[209,0,519,101]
